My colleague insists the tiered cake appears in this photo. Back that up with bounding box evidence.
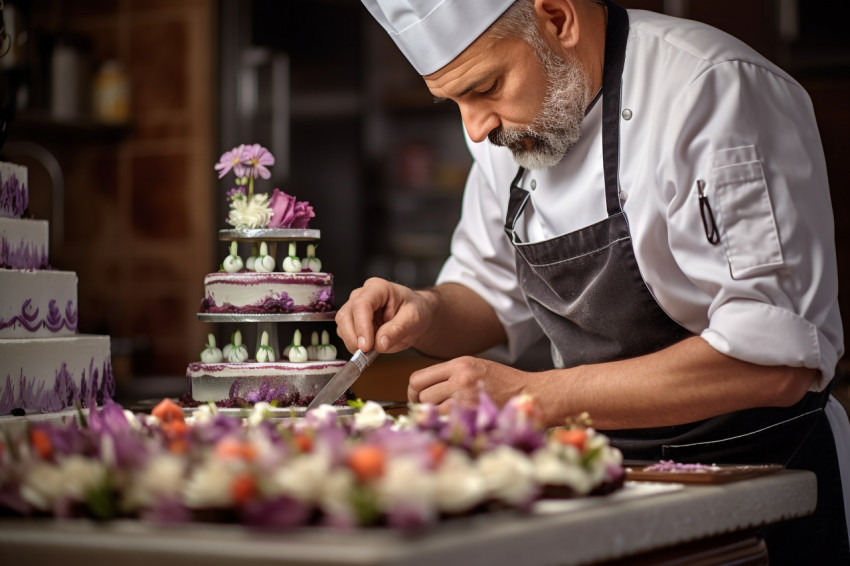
[186,145,345,406]
[0,161,113,415]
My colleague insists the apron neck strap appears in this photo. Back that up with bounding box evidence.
[601,1,630,216]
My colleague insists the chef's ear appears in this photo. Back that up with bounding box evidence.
[534,0,580,50]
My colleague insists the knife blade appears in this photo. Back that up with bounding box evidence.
[307,349,379,409]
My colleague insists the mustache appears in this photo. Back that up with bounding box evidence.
[488,126,541,149]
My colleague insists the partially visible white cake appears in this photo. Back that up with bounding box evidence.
[0,161,113,416]
[201,271,334,314]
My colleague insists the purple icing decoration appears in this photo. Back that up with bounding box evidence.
[1,238,48,269]
[0,169,28,219]
[46,300,63,332]
[0,299,79,334]
[0,358,115,415]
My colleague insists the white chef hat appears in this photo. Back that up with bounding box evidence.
[362,0,517,75]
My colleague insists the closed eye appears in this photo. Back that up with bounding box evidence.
[478,81,498,96]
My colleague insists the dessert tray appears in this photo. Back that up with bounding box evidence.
[625,463,784,484]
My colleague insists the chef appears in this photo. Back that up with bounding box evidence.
[338,0,850,561]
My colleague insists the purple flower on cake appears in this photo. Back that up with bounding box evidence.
[240,144,275,180]
[215,145,247,179]
[267,189,315,229]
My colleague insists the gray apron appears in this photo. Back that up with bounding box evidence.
[503,2,848,562]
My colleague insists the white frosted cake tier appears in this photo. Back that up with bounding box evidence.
[0,162,27,219]
[187,359,346,404]
[201,271,334,314]
[0,218,49,269]
[0,335,113,415]
[0,269,78,338]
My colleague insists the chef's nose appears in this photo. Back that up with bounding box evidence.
[460,103,499,143]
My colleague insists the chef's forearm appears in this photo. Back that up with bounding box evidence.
[413,282,507,359]
[530,335,818,430]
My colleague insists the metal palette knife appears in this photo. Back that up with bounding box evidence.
[307,349,379,409]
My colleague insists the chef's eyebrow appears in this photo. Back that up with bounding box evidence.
[432,72,497,104]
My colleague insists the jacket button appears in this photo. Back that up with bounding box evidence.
[622,108,633,120]
[620,189,629,203]
[530,179,537,190]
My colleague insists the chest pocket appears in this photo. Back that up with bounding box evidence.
[710,145,784,280]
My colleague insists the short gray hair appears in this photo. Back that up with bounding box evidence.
[488,0,606,42]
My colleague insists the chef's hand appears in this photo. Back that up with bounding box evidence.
[336,277,436,354]
[407,356,534,410]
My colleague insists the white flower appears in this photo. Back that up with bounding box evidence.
[319,468,357,522]
[375,456,436,522]
[434,449,486,514]
[227,193,273,229]
[532,449,593,495]
[247,402,274,427]
[122,454,186,511]
[183,458,236,508]
[271,453,331,503]
[21,462,65,510]
[353,401,388,431]
[186,403,218,426]
[476,445,537,506]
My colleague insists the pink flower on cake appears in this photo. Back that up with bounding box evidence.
[241,144,275,180]
[268,189,315,229]
[215,145,247,179]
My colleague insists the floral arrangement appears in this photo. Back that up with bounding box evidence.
[215,144,314,230]
[0,394,624,530]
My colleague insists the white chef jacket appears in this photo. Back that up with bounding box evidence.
[437,9,844,390]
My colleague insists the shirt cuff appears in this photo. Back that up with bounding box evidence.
[701,299,836,390]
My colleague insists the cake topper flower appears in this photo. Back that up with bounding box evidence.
[216,144,314,230]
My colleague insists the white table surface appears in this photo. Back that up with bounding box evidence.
[0,469,816,566]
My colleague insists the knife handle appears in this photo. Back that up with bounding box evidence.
[351,349,379,372]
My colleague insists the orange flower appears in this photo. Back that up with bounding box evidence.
[292,432,313,454]
[428,442,447,468]
[215,437,257,462]
[231,474,257,505]
[152,398,184,424]
[552,428,588,451]
[30,429,52,459]
[347,445,385,483]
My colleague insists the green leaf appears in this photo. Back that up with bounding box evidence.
[349,485,382,526]
[347,398,366,409]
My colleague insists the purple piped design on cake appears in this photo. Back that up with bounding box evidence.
[0,170,28,219]
[0,299,78,334]
[0,358,115,415]
[311,289,335,312]
[201,294,330,314]
[1,238,48,269]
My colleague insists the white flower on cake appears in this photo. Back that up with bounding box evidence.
[287,329,308,362]
[317,330,337,361]
[186,402,218,425]
[182,457,238,508]
[353,400,388,431]
[302,244,322,272]
[477,445,537,507]
[122,454,186,511]
[434,449,486,514]
[201,333,224,363]
[245,244,259,271]
[272,452,332,503]
[319,468,357,526]
[226,329,249,363]
[254,242,275,273]
[247,401,274,427]
[281,242,302,273]
[376,456,437,524]
[255,330,276,363]
[222,241,243,273]
[227,192,273,229]
[307,331,320,360]
[532,448,594,495]
[20,461,66,510]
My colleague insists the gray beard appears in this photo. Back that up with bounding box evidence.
[489,42,591,170]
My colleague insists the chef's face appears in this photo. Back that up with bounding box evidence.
[425,27,592,169]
